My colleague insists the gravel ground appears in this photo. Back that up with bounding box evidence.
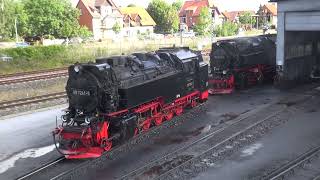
[287,155,320,180]
[0,76,67,117]
[56,85,293,180]
[0,77,66,102]
[0,98,67,117]
[3,83,319,180]
[161,108,292,180]
[191,86,320,180]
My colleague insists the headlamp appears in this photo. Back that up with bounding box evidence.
[74,65,80,73]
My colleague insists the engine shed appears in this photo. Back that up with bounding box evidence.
[272,0,320,86]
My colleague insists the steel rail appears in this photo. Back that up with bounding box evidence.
[0,67,67,79]
[16,157,65,180]
[0,92,66,110]
[119,103,282,179]
[154,108,285,180]
[264,145,320,180]
[50,103,210,180]
[0,72,68,85]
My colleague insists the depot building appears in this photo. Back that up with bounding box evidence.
[272,0,320,86]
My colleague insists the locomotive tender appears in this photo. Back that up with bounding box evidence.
[209,34,276,94]
[53,47,209,159]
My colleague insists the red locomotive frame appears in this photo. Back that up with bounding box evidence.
[53,90,208,159]
[209,64,275,95]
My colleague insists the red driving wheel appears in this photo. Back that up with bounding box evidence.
[142,118,151,131]
[154,114,164,126]
[191,100,197,108]
[165,112,174,121]
[101,139,112,151]
[175,107,183,116]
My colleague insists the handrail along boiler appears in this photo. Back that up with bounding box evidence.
[209,34,276,94]
[53,47,209,159]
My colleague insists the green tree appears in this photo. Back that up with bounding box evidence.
[77,26,93,38]
[215,21,239,37]
[15,3,30,38]
[239,11,256,26]
[112,22,122,34]
[147,0,179,33]
[0,0,21,40]
[22,0,83,38]
[172,0,183,11]
[127,4,136,7]
[194,7,212,36]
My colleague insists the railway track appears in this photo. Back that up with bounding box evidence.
[15,104,208,180]
[16,157,66,180]
[0,92,66,110]
[263,145,320,180]
[0,67,66,78]
[119,102,286,180]
[15,92,312,180]
[0,68,68,86]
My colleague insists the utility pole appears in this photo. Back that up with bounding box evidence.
[211,8,216,43]
[1,0,4,11]
[0,0,4,35]
[179,23,183,47]
[15,17,18,42]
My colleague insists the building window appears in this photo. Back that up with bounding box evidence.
[305,43,312,56]
[286,43,313,59]
[182,17,186,23]
[80,9,83,16]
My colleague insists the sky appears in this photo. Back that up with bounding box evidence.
[112,0,271,11]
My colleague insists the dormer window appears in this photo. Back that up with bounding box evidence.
[95,6,101,13]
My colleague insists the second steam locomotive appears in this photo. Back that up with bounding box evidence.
[209,34,276,94]
[53,47,209,159]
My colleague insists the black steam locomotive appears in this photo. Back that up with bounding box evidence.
[53,47,209,159]
[209,34,276,94]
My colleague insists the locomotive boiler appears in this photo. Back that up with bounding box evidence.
[209,34,276,94]
[53,47,209,159]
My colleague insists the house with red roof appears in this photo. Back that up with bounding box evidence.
[77,0,123,40]
[179,0,223,31]
[257,3,278,28]
[222,10,256,23]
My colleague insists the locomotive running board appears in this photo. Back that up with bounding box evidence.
[62,147,104,159]
[209,88,234,95]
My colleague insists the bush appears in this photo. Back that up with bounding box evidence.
[0,45,79,74]
[0,45,67,61]
[215,22,239,37]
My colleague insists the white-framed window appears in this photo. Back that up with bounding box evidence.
[181,17,186,23]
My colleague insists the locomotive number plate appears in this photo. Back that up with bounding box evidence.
[72,89,91,96]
